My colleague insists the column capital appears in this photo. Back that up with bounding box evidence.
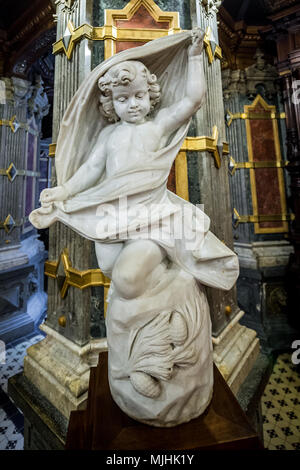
[55,0,77,12]
[27,77,50,120]
[0,76,32,107]
[198,0,222,17]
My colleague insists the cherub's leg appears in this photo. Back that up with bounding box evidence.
[112,240,166,299]
[95,241,124,278]
[111,240,167,398]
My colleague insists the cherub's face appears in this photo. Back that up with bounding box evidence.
[112,75,151,124]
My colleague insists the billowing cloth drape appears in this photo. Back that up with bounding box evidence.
[29,31,239,290]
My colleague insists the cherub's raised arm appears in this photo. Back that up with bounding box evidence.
[154,31,206,136]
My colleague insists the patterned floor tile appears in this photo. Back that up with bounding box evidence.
[0,421,16,442]
[285,432,300,445]
[264,385,284,398]
[0,331,46,451]
[4,437,23,450]
[276,424,296,441]
[14,438,24,450]
[285,409,299,421]
[267,411,285,427]
[261,398,278,412]
[268,438,288,451]
[291,442,300,450]
[263,422,279,445]
[0,435,8,449]
[261,351,300,450]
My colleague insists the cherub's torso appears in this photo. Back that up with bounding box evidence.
[105,119,167,177]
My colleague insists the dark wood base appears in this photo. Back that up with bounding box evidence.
[66,352,264,450]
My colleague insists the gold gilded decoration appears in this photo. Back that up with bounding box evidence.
[0,215,28,233]
[44,249,111,299]
[225,305,232,316]
[53,0,181,60]
[104,0,179,28]
[244,94,288,234]
[58,315,67,327]
[102,0,180,59]
[1,214,15,234]
[279,70,291,76]
[232,208,294,229]
[0,115,21,133]
[53,2,223,65]
[49,143,57,158]
[0,163,40,182]
[228,156,289,176]
[203,26,222,65]
[175,151,189,201]
[0,115,39,135]
[53,21,93,60]
[181,126,229,169]
[225,109,286,127]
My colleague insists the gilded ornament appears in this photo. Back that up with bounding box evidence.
[225,305,232,316]
[58,315,67,327]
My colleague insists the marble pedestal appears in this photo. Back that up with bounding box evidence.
[213,310,260,396]
[23,322,108,419]
[22,312,261,431]
[8,372,68,450]
[235,241,298,353]
[8,346,269,450]
[0,235,47,344]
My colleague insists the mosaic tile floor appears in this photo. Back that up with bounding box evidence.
[0,331,44,450]
[0,334,299,450]
[261,352,300,450]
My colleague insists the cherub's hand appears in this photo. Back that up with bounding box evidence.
[40,185,69,204]
[188,29,205,57]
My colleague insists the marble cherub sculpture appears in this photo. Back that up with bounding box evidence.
[30,30,239,427]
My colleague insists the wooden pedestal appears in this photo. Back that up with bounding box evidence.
[66,352,263,450]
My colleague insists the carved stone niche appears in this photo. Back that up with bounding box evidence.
[222,68,246,100]
[245,49,278,99]
[222,49,279,101]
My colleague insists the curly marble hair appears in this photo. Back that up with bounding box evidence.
[98,60,161,122]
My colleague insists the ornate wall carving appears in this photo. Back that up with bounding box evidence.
[200,0,222,18]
